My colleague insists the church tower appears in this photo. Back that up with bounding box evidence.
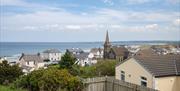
[103,31,111,59]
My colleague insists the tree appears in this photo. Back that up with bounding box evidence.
[94,60,117,76]
[59,50,76,69]
[0,60,23,85]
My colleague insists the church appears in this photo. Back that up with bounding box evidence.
[103,31,129,62]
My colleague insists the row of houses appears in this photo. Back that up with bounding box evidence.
[0,47,105,74]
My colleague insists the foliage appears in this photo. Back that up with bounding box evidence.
[59,50,76,69]
[94,60,117,76]
[71,59,117,78]
[14,68,83,91]
[0,85,27,91]
[0,60,23,85]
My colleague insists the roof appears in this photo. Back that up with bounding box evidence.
[111,46,129,56]
[75,52,89,60]
[117,52,180,77]
[67,48,84,53]
[43,49,61,53]
[90,48,103,53]
[19,54,43,63]
[135,48,157,57]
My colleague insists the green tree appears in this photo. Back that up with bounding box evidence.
[0,60,23,85]
[59,50,76,69]
[94,60,117,76]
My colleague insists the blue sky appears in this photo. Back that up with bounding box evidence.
[0,0,180,42]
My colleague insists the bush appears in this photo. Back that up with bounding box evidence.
[14,68,82,91]
[0,60,23,85]
[74,59,117,78]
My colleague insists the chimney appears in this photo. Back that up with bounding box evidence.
[37,52,40,56]
[22,53,24,56]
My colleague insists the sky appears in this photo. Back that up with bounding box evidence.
[0,0,180,42]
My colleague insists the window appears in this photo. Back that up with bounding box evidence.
[141,76,147,87]
[27,61,29,65]
[121,71,125,81]
[34,61,35,65]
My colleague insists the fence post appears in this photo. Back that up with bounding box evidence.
[105,76,107,91]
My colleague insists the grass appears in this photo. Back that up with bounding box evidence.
[0,85,27,91]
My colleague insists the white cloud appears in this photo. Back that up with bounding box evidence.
[65,25,81,30]
[103,0,114,6]
[173,19,180,26]
[145,24,158,30]
[1,8,179,33]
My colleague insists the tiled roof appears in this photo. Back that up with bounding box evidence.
[134,54,180,77]
[112,46,129,56]
[19,54,43,63]
[43,49,61,53]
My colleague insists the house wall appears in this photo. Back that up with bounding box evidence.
[115,58,154,88]
[37,63,45,69]
[155,76,180,91]
[43,53,61,61]
[42,53,49,60]
[27,61,35,67]
[49,53,61,61]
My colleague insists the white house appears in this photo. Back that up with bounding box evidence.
[75,52,97,66]
[89,48,103,59]
[42,49,61,61]
[19,53,44,74]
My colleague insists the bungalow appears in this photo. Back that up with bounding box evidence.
[19,53,44,73]
[115,52,180,91]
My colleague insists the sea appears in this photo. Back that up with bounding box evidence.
[0,41,179,57]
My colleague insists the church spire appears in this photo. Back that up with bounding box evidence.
[103,30,111,59]
[104,30,110,45]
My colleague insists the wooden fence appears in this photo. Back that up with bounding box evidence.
[83,76,157,91]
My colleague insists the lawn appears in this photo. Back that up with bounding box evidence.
[0,85,26,91]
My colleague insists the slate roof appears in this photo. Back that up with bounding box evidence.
[134,54,180,77]
[19,54,43,63]
[74,52,89,60]
[43,49,61,53]
[90,48,103,53]
[111,46,129,56]
[67,48,84,54]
